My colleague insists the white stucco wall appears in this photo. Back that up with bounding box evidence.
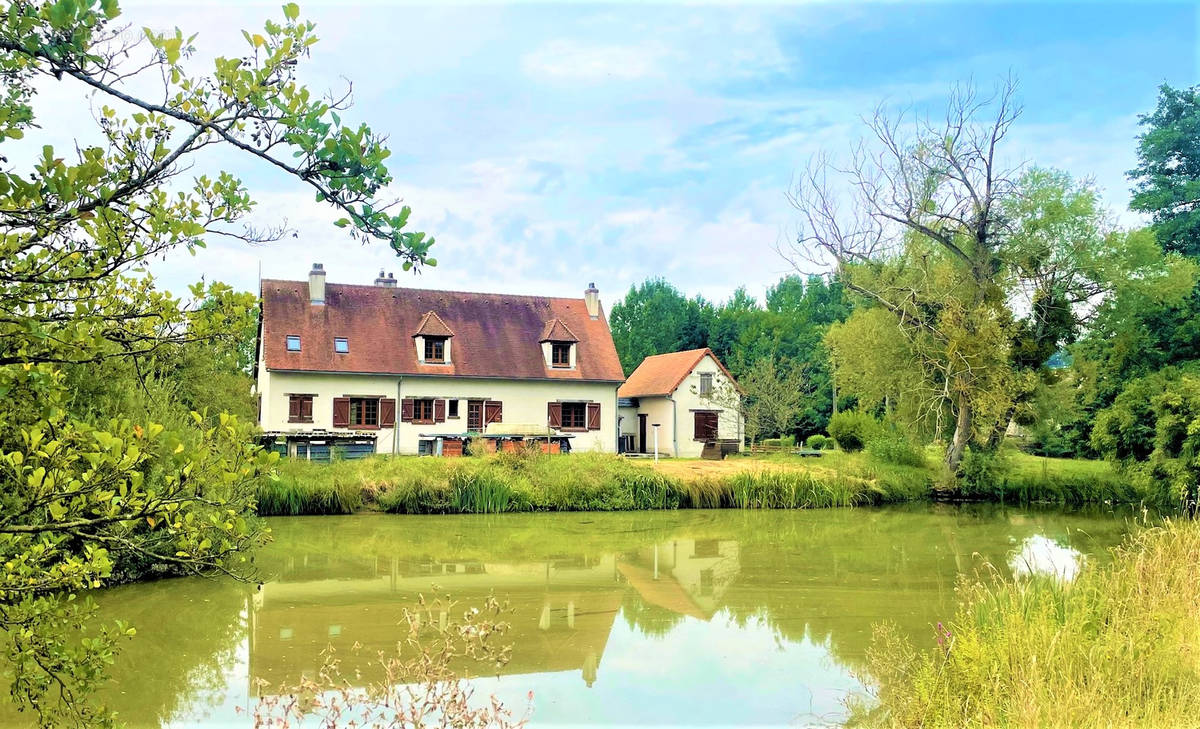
[667,354,745,459]
[636,396,676,456]
[259,370,620,454]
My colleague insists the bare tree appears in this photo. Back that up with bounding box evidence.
[783,79,1023,472]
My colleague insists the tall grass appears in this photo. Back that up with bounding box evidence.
[261,450,932,516]
[853,518,1200,728]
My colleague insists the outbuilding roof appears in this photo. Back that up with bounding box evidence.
[261,279,625,382]
[617,347,739,398]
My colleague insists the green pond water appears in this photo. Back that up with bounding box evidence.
[12,504,1141,728]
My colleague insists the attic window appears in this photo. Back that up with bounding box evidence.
[699,373,713,395]
[286,335,301,352]
[551,342,571,368]
[334,337,349,354]
[424,336,446,363]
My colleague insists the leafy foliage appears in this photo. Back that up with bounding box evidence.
[1130,84,1200,257]
[1091,367,1200,509]
[827,411,878,452]
[0,1,432,724]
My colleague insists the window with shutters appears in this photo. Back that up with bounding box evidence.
[349,397,379,427]
[467,400,484,431]
[561,402,587,430]
[412,398,435,424]
[693,411,719,441]
[447,399,459,418]
[286,335,301,352]
[699,373,713,395]
[551,342,571,368]
[424,337,446,363]
[288,394,313,423]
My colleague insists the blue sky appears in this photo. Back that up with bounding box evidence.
[112,1,1199,305]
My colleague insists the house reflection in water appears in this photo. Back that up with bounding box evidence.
[248,539,742,694]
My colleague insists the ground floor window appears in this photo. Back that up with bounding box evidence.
[694,411,719,441]
[448,399,460,418]
[350,397,379,427]
[412,398,435,424]
[288,394,313,423]
[562,401,587,429]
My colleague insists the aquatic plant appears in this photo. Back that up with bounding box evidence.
[853,518,1200,728]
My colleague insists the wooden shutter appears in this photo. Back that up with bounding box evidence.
[547,402,562,428]
[332,397,350,427]
[694,412,717,440]
[586,402,601,431]
[434,398,446,423]
[379,398,396,427]
[484,400,502,426]
[400,398,415,423]
[288,396,302,421]
[300,396,313,421]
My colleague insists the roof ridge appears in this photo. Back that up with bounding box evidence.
[260,278,588,303]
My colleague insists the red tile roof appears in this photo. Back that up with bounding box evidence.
[617,347,738,398]
[538,318,579,343]
[261,279,625,382]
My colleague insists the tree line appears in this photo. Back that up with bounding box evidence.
[611,81,1200,505]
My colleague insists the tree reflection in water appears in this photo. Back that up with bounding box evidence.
[34,504,1135,728]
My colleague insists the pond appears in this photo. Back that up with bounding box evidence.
[32,504,1142,727]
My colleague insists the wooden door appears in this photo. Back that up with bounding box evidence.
[467,400,484,432]
[638,414,647,453]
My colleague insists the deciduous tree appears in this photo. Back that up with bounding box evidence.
[0,1,432,724]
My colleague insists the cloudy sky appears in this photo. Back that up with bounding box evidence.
[80,1,1200,304]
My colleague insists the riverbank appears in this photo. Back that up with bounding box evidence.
[853,517,1200,728]
[257,449,1132,517]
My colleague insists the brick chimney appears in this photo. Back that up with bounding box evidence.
[584,282,600,319]
[374,269,397,287]
[309,263,326,305]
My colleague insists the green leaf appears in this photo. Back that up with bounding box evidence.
[283,2,300,21]
[101,0,120,20]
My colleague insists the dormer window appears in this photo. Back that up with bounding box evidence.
[539,318,580,370]
[286,335,301,352]
[413,311,454,365]
[424,336,447,363]
[334,337,349,354]
[551,342,571,368]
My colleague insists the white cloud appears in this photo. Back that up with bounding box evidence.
[521,39,669,82]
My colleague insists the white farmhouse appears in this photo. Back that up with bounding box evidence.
[256,264,626,458]
[617,348,744,458]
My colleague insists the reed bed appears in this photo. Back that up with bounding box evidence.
[260,450,930,516]
[853,518,1200,729]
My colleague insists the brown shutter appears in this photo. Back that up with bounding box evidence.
[379,398,396,427]
[300,396,313,421]
[547,402,562,428]
[434,398,446,423]
[485,400,502,426]
[288,396,301,421]
[400,398,415,423]
[586,402,601,431]
[332,397,350,427]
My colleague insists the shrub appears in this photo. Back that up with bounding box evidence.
[805,434,829,450]
[954,447,1010,498]
[866,426,925,467]
[827,411,877,452]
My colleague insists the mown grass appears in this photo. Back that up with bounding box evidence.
[852,518,1200,729]
[259,450,931,516]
